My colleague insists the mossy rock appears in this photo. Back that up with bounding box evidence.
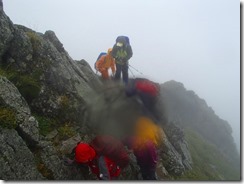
[58,95,69,109]
[0,107,17,129]
[26,31,41,53]
[32,147,54,180]
[0,68,7,76]
[7,72,41,103]
[0,60,44,103]
[57,123,76,140]
[34,115,56,136]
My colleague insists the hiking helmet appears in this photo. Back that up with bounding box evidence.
[75,143,96,163]
[116,36,128,45]
[107,48,112,54]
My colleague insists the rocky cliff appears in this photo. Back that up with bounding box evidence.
[160,80,240,179]
[0,4,240,181]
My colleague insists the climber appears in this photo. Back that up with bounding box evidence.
[64,135,129,180]
[111,36,133,84]
[95,48,116,80]
[125,78,161,122]
[123,116,162,180]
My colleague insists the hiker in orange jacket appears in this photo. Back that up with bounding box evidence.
[96,48,116,80]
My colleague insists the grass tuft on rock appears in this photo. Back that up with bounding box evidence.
[0,107,17,129]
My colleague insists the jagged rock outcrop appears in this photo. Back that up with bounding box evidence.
[37,140,86,180]
[44,30,65,53]
[0,76,39,145]
[160,80,239,169]
[159,138,185,175]
[75,59,102,89]
[0,7,101,180]
[0,128,43,180]
[0,0,3,10]
[0,6,14,60]
[163,121,192,170]
[0,6,102,126]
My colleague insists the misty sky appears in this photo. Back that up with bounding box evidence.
[3,0,240,151]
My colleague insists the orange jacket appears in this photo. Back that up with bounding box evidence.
[96,50,115,73]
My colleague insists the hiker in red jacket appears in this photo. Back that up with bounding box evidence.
[64,135,129,180]
[125,78,161,122]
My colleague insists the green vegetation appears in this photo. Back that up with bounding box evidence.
[0,68,42,104]
[37,162,54,179]
[34,114,76,140]
[0,32,49,105]
[33,106,79,141]
[176,129,240,181]
[57,122,76,140]
[0,68,7,76]
[34,115,56,136]
[0,107,17,129]
[31,148,54,180]
[57,95,80,123]
[58,95,69,109]
[26,31,41,53]
[8,72,41,103]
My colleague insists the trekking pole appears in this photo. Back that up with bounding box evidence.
[128,64,144,75]
[128,67,136,78]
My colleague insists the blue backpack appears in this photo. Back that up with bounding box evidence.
[94,52,107,71]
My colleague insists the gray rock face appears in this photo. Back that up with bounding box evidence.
[0,0,3,10]
[59,134,81,154]
[0,77,30,115]
[0,11,14,62]
[0,128,43,180]
[159,138,185,176]
[163,122,192,170]
[38,140,85,180]
[118,152,142,180]
[44,30,65,53]
[46,129,58,140]
[0,8,101,124]
[7,26,33,71]
[0,76,39,144]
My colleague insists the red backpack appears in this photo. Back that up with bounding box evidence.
[90,135,129,169]
[135,79,160,97]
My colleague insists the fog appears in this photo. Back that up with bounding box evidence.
[3,0,240,152]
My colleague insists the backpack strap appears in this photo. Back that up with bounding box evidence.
[98,156,110,180]
[103,55,107,65]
